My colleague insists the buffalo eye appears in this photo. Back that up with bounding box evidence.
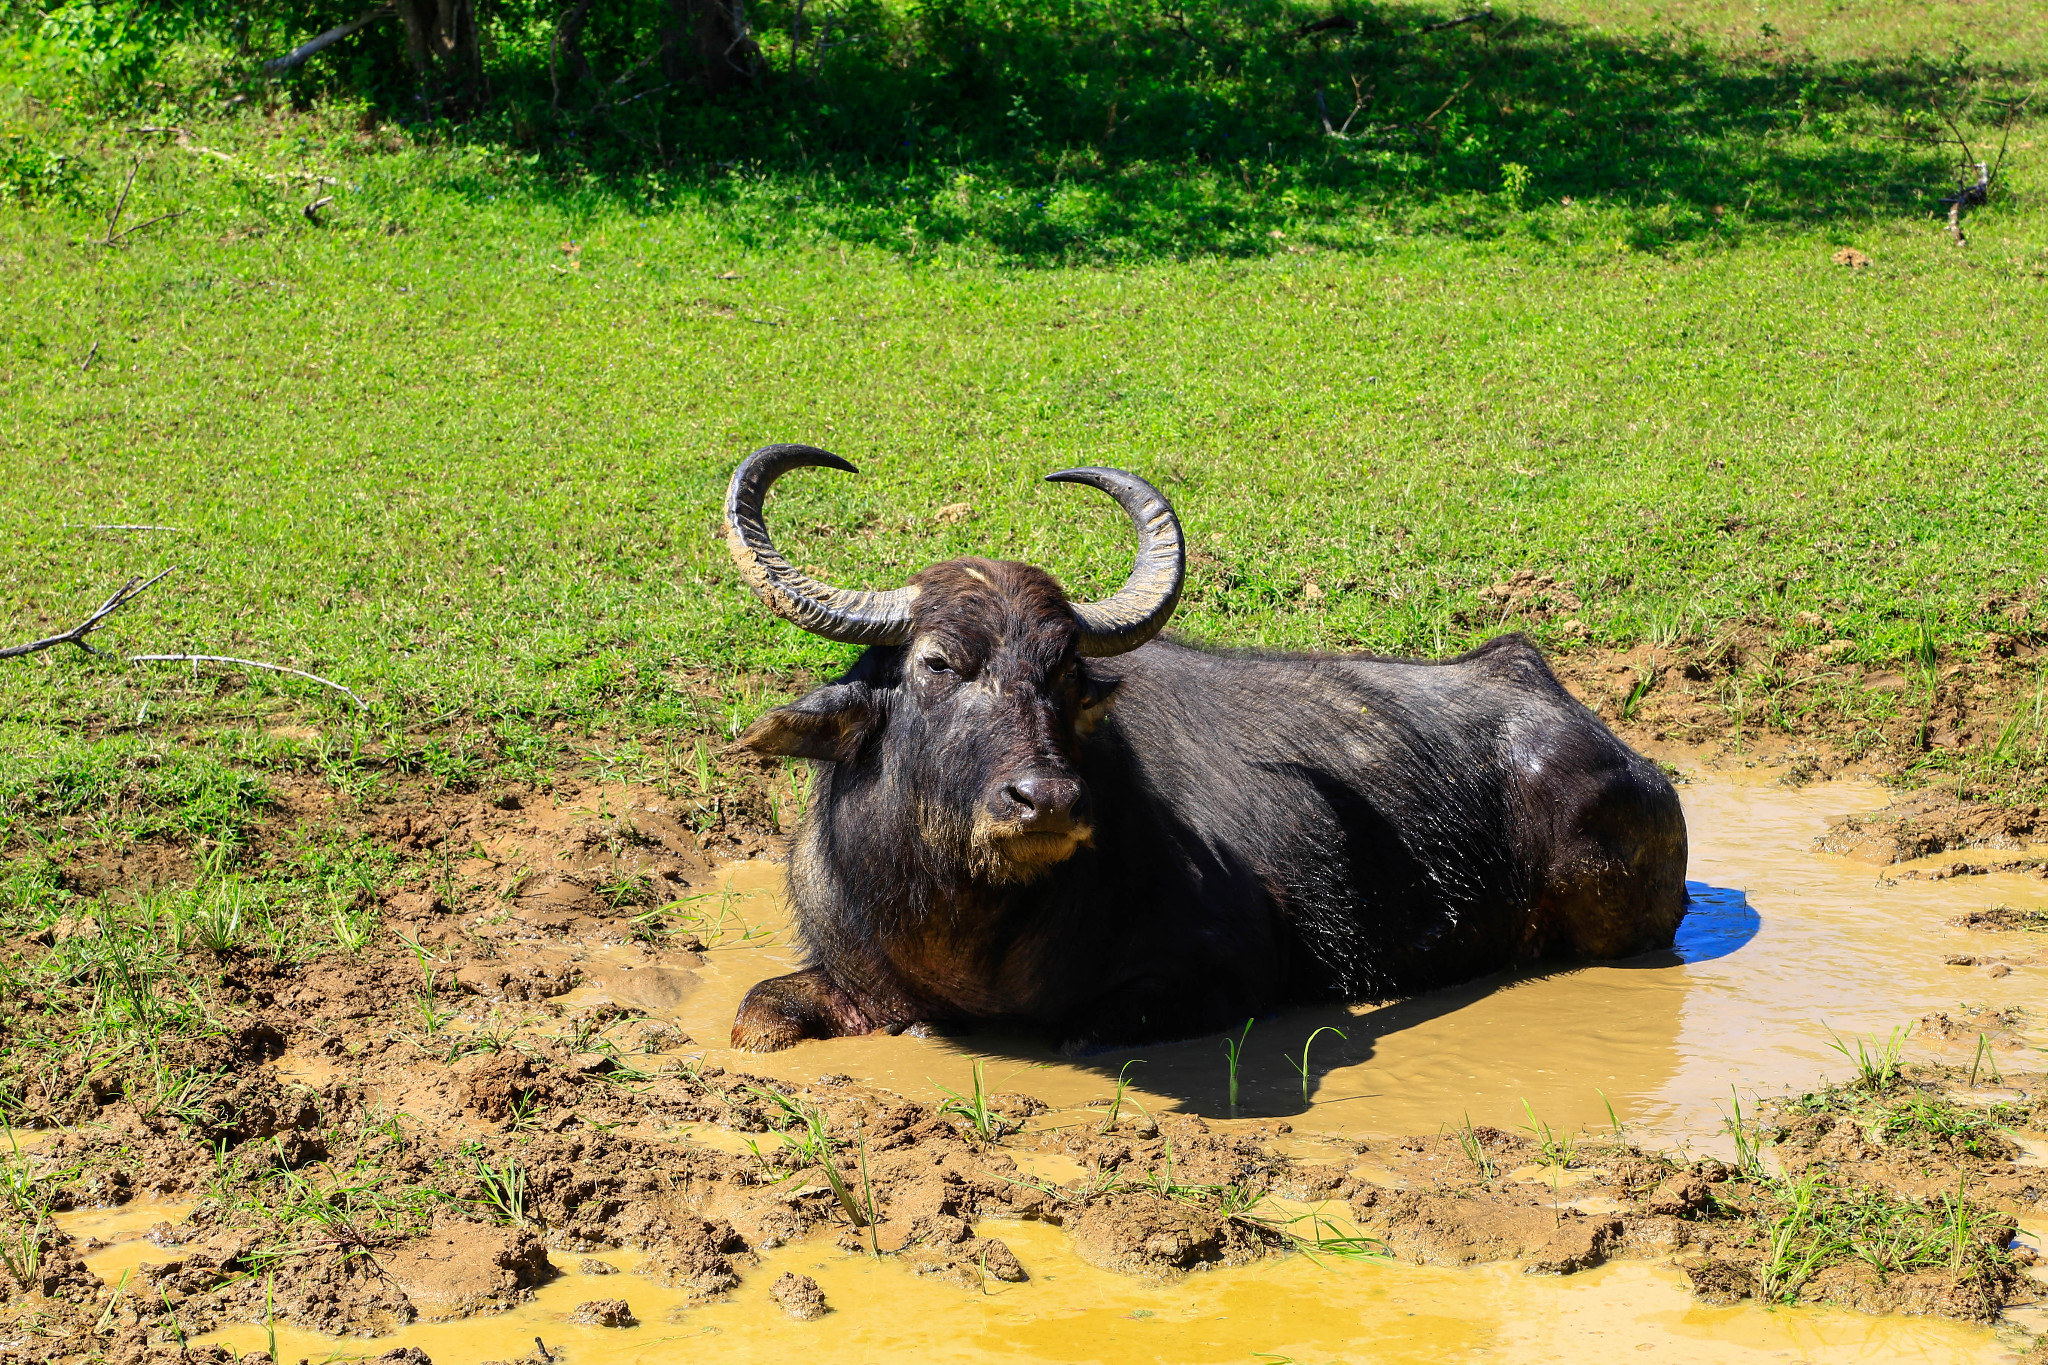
[921,655,954,676]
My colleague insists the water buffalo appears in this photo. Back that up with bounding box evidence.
[724,444,1688,1052]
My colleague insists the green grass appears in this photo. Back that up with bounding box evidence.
[0,0,2045,881]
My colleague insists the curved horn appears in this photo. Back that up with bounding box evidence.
[1045,467,1185,657]
[725,444,917,646]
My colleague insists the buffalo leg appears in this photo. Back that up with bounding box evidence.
[731,968,868,1051]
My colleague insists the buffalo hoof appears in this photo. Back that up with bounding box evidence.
[731,969,865,1052]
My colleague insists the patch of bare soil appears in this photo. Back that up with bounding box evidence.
[1548,627,2048,789]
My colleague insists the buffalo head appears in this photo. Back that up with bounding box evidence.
[725,444,1184,882]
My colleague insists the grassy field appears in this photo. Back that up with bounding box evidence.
[1,0,2046,909]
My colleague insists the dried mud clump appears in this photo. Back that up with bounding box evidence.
[771,1271,829,1320]
[567,1297,637,1326]
[1068,1193,1279,1279]
[1358,1190,1619,1274]
[381,1225,553,1321]
[1819,793,2046,864]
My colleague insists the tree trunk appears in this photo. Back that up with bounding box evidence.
[394,0,481,87]
[662,0,760,93]
[556,0,595,95]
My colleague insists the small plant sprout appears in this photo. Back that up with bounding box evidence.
[1520,1100,1578,1168]
[1287,1026,1347,1106]
[469,1147,528,1226]
[1450,1113,1496,1184]
[1824,1026,1905,1092]
[935,1060,1006,1141]
[1599,1089,1626,1142]
[1969,1033,2002,1088]
[1722,1086,1764,1178]
[1100,1060,1144,1134]
[1221,1018,1254,1114]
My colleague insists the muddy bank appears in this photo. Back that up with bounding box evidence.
[6,756,2048,1362]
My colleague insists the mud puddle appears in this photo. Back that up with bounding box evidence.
[659,772,2045,1149]
[196,1217,2011,1365]
[53,1197,196,1286]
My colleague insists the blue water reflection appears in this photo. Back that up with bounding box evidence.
[1674,881,1761,964]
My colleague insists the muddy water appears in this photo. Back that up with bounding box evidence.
[671,772,2043,1148]
[199,1218,2004,1365]
[54,1197,196,1285]
[193,771,2045,1363]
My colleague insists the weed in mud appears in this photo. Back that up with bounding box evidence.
[1723,1088,1766,1178]
[1287,1027,1347,1108]
[935,1060,1008,1142]
[639,887,775,948]
[745,1092,882,1252]
[1450,1114,1497,1185]
[1970,1034,2002,1088]
[1748,1167,2011,1302]
[1519,1100,1579,1168]
[329,904,376,955]
[1221,1019,1254,1115]
[1825,1027,1907,1093]
[1099,1061,1144,1136]
[1599,1090,1626,1142]
[1756,1171,1835,1302]
[467,1147,529,1227]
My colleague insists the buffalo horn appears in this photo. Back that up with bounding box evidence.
[1045,467,1186,657]
[724,444,917,645]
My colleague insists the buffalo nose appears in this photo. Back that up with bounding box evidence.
[1004,776,1084,831]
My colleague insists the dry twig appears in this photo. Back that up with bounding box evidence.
[63,523,191,533]
[1316,78,1375,139]
[128,655,366,710]
[0,570,171,661]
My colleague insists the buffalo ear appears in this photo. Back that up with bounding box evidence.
[741,683,878,763]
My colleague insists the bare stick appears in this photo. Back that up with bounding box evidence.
[0,569,172,661]
[1936,103,1980,175]
[303,195,335,224]
[80,341,98,372]
[64,523,191,533]
[105,209,186,246]
[261,5,395,76]
[103,158,139,245]
[128,655,366,710]
[1990,94,2032,184]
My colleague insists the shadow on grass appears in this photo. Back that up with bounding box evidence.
[390,1,2036,258]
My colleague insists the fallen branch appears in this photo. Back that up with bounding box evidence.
[261,5,395,76]
[1422,4,1491,32]
[64,523,191,533]
[0,570,171,661]
[304,194,335,224]
[128,655,366,710]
